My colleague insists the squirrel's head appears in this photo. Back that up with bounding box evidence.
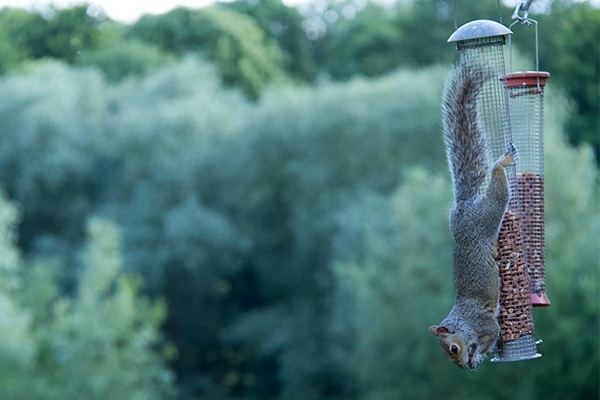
[429,325,487,370]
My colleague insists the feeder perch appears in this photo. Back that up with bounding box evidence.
[448,19,541,362]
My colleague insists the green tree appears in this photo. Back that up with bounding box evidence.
[0,7,46,64]
[220,66,448,399]
[95,58,253,397]
[316,1,403,80]
[39,4,110,63]
[17,219,177,399]
[126,6,287,98]
[540,1,600,156]
[0,188,176,399]
[0,5,112,65]
[76,39,176,82]
[0,190,34,399]
[223,0,317,81]
[0,23,28,73]
[0,62,106,255]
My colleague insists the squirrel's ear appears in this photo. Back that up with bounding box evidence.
[429,325,453,336]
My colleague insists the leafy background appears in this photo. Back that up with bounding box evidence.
[0,0,597,399]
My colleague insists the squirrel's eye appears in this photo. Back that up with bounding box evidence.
[450,344,459,355]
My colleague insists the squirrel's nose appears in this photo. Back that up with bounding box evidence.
[467,344,478,369]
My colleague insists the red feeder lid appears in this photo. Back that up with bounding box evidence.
[503,71,550,88]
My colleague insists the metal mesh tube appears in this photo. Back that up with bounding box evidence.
[458,38,512,163]
[492,209,541,362]
[496,210,532,343]
[504,72,550,307]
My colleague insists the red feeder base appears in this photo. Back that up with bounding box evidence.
[530,292,551,307]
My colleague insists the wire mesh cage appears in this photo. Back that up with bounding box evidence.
[492,207,541,361]
[448,19,541,362]
[503,71,551,307]
[448,20,512,161]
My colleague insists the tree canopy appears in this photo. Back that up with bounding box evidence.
[125,6,288,98]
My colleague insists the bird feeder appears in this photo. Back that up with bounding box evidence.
[503,10,551,307]
[503,71,550,307]
[448,19,541,362]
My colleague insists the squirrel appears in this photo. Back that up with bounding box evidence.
[429,64,517,369]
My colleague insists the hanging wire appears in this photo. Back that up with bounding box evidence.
[453,0,457,30]
[497,0,503,24]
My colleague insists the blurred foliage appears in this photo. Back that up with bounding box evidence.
[0,23,28,74]
[538,2,600,155]
[0,4,112,63]
[0,190,33,399]
[124,6,288,98]
[76,39,176,82]
[0,62,106,256]
[0,0,597,399]
[315,1,403,79]
[19,219,176,399]
[221,0,318,81]
[0,195,176,398]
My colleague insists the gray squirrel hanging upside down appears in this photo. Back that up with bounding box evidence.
[429,64,518,369]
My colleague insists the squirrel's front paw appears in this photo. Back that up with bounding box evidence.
[506,143,519,162]
[498,144,518,167]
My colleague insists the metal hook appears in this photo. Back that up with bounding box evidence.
[512,0,534,24]
[509,0,539,74]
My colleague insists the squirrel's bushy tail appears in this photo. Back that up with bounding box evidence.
[442,66,489,201]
